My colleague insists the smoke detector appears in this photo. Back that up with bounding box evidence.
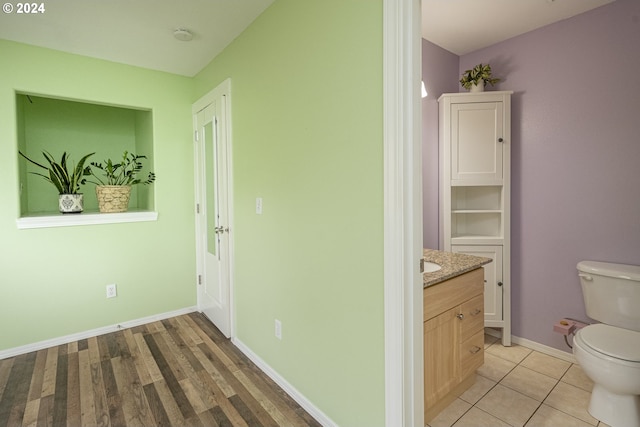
[173,28,193,42]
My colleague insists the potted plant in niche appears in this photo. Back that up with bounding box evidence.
[459,63,501,92]
[19,150,94,214]
[88,150,156,213]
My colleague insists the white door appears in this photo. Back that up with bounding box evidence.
[451,102,504,182]
[451,245,503,324]
[193,80,232,338]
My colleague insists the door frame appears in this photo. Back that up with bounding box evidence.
[383,0,423,426]
[192,78,235,339]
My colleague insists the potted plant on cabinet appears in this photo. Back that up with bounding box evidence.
[459,63,501,92]
[19,150,94,214]
[88,150,156,213]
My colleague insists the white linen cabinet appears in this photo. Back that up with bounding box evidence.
[438,91,513,346]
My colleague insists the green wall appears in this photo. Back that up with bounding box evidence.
[194,1,385,425]
[0,39,196,348]
[0,0,386,425]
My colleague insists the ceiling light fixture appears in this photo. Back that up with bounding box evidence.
[173,28,193,42]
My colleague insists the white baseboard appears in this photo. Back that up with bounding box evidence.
[0,306,198,360]
[231,337,338,427]
[485,328,576,363]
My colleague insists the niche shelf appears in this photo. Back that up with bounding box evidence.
[16,93,157,228]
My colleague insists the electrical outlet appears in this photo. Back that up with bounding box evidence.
[106,284,117,298]
[275,319,282,340]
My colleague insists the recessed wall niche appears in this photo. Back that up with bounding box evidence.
[17,94,155,217]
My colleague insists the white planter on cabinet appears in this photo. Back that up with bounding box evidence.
[439,91,513,346]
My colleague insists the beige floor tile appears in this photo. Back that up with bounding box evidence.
[459,375,496,405]
[428,398,471,427]
[525,404,594,427]
[484,333,499,349]
[561,364,593,392]
[486,342,533,364]
[500,365,558,402]
[427,337,602,427]
[476,384,540,427]
[452,407,511,427]
[544,381,598,426]
[477,352,517,382]
[520,351,571,380]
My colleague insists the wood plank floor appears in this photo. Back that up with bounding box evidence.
[0,312,322,427]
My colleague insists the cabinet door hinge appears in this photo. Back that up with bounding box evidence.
[198,275,202,285]
[194,129,199,142]
[196,203,200,214]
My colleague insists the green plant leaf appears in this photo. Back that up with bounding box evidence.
[20,150,95,194]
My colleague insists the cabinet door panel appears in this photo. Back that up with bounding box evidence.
[451,102,503,181]
[424,307,460,408]
[452,245,503,322]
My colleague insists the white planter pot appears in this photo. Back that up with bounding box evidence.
[58,194,84,214]
[470,80,485,92]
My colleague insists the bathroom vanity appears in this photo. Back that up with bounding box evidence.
[423,249,491,422]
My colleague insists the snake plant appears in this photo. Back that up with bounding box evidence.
[19,150,94,194]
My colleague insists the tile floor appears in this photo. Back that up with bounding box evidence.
[427,333,611,427]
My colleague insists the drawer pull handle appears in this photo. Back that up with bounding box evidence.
[471,308,482,316]
[469,346,481,354]
[456,313,464,320]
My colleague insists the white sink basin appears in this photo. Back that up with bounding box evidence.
[423,261,442,273]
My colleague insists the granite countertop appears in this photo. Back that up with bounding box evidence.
[423,248,491,287]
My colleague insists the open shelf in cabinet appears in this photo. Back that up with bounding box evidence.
[451,212,502,239]
[451,186,502,211]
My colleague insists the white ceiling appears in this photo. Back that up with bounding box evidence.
[0,0,615,77]
[422,0,615,55]
[0,0,274,77]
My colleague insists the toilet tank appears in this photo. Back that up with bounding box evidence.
[577,261,640,331]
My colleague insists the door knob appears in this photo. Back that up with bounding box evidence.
[214,226,228,234]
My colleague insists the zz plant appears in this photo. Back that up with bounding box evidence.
[88,150,156,186]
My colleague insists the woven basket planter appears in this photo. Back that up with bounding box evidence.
[96,185,132,213]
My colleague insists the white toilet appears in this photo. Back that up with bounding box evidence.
[574,260,640,427]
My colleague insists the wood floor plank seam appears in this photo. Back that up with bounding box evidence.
[0,314,321,427]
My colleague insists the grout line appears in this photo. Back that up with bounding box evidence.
[433,334,595,427]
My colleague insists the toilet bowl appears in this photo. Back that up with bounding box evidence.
[575,261,640,427]
[573,324,640,427]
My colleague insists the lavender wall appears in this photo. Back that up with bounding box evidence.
[424,0,640,353]
[421,39,458,249]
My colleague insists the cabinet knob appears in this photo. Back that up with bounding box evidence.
[456,313,464,320]
[498,281,503,287]
[498,137,504,143]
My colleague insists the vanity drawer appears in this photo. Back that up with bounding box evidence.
[460,330,484,379]
[459,294,484,342]
[424,268,483,321]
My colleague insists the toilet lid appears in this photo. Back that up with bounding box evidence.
[580,324,640,362]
